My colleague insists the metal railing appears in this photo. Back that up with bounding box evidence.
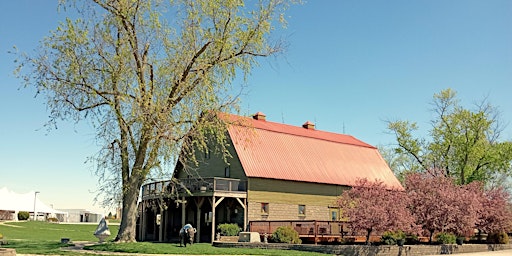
[250,220,347,238]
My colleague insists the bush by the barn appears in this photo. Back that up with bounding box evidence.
[217,223,241,236]
[435,232,456,244]
[381,230,406,245]
[271,226,301,244]
[487,231,509,244]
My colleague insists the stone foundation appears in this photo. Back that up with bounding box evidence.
[213,242,512,256]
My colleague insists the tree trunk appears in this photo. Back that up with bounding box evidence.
[115,180,141,242]
[366,228,372,245]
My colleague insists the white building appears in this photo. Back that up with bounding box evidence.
[0,187,68,221]
[58,209,103,223]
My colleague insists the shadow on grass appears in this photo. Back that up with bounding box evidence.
[2,240,74,254]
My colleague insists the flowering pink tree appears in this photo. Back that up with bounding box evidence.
[476,186,512,235]
[405,173,481,242]
[450,182,482,237]
[338,178,416,244]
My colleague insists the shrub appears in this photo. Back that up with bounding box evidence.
[17,211,30,220]
[435,232,456,244]
[271,226,301,244]
[487,232,509,244]
[406,234,419,244]
[381,230,406,245]
[217,223,241,236]
[47,217,59,223]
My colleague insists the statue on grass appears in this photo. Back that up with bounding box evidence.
[94,218,111,243]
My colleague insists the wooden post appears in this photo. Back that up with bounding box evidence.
[163,207,169,241]
[314,220,318,245]
[210,196,225,243]
[195,197,204,243]
[140,201,146,241]
[141,202,147,241]
[181,196,186,226]
[235,198,247,231]
[211,196,216,243]
[158,208,164,242]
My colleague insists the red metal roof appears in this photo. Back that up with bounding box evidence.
[222,113,403,190]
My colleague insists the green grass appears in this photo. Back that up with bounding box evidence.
[0,221,119,255]
[0,221,327,255]
[86,242,327,255]
[2,240,89,255]
[0,221,119,241]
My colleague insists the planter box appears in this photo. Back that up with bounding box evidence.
[238,232,260,243]
[219,236,239,242]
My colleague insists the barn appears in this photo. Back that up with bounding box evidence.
[136,112,402,243]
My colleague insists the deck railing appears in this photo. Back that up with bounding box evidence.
[249,220,393,244]
[250,220,347,238]
[141,177,246,199]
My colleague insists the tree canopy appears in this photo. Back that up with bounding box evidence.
[337,178,416,244]
[405,173,481,242]
[16,0,293,242]
[340,175,512,244]
[387,88,512,186]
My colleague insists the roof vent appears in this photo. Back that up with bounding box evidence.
[302,121,315,130]
[252,112,266,121]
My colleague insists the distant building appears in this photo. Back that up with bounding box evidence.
[59,209,103,223]
[0,187,67,221]
[137,112,402,243]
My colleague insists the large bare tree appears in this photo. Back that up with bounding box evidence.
[16,0,292,242]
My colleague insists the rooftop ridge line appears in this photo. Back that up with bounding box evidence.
[224,113,376,149]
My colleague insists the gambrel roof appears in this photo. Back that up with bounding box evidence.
[223,112,403,190]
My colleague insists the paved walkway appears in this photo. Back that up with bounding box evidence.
[428,250,512,256]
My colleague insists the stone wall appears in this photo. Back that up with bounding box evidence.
[248,202,328,221]
[214,242,512,256]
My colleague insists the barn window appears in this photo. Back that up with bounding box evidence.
[329,207,340,221]
[298,205,306,215]
[224,166,230,177]
[261,203,269,214]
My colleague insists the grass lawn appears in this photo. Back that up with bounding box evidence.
[87,242,327,255]
[0,221,326,255]
[0,221,119,255]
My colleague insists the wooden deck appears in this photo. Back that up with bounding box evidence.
[249,220,423,244]
[250,220,350,244]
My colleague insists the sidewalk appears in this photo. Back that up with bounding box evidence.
[428,249,512,256]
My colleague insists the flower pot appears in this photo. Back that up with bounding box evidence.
[397,239,405,246]
[456,237,464,245]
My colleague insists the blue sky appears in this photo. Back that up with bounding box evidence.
[1,0,511,214]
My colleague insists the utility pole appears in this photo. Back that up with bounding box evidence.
[33,191,40,221]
